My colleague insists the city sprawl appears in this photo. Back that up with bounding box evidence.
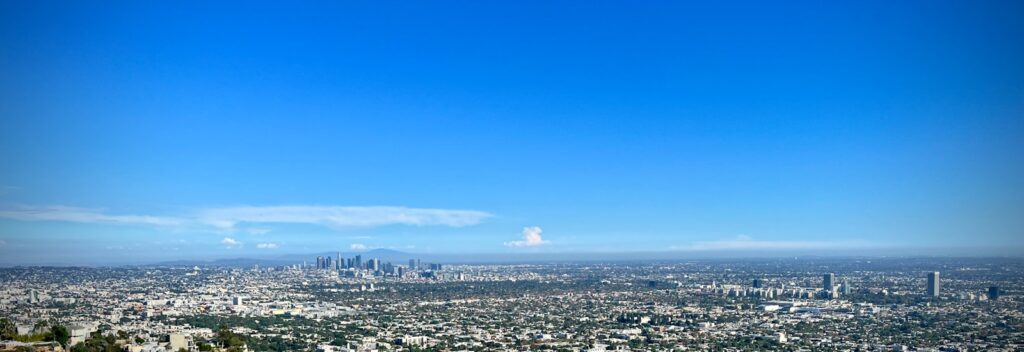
[1,258,1021,351]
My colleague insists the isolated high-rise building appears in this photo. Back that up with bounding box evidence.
[988,286,1000,300]
[823,273,835,292]
[752,279,763,288]
[927,272,940,297]
[409,259,417,270]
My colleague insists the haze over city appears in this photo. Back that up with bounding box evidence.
[1,1,1022,266]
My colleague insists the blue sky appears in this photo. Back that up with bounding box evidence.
[1,1,1022,264]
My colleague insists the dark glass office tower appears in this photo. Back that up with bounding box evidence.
[988,286,999,300]
[927,272,940,297]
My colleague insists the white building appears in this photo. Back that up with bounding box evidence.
[68,322,98,345]
[169,334,193,351]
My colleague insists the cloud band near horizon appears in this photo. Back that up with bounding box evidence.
[199,205,491,229]
[0,205,184,226]
[0,204,492,231]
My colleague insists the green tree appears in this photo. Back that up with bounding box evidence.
[216,325,245,349]
[70,334,122,352]
[0,318,16,340]
[51,325,70,347]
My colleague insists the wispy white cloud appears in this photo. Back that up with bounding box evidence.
[350,243,367,250]
[0,205,183,226]
[220,237,241,247]
[672,235,875,251]
[256,242,279,249]
[199,205,491,230]
[0,205,491,233]
[505,226,550,248]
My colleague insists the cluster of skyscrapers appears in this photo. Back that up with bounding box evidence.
[310,253,439,277]
[751,271,956,299]
[817,271,981,298]
[314,253,367,270]
[819,272,851,298]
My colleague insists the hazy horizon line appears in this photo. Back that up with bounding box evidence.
[3,246,1022,268]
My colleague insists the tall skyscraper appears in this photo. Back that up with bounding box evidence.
[752,279,763,288]
[823,273,835,292]
[337,252,342,270]
[316,256,324,270]
[988,286,1000,300]
[409,259,417,270]
[325,256,332,269]
[927,271,940,297]
[355,255,363,269]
